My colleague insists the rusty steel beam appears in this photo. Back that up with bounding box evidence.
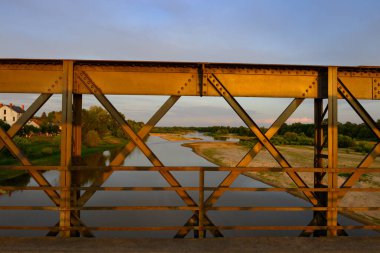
[0,93,52,152]
[202,98,305,208]
[336,78,380,200]
[327,67,339,236]
[207,74,318,206]
[78,95,180,206]
[59,61,73,237]
[78,71,223,237]
[0,127,61,205]
[0,59,378,99]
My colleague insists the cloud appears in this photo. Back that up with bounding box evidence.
[287,117,313,124]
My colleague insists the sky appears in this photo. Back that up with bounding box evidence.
[0,0,379,126]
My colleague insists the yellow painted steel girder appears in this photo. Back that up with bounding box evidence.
[0,59,379,99]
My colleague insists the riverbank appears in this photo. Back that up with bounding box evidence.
[149,133,202,141]
[182,141,380,226]
[0,135,128,181]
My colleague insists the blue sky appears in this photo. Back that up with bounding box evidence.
[0,0,379,126]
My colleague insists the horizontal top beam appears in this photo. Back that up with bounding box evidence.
[0,58,379,69]
[0,59,379,99]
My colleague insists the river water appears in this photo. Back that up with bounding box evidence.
[0,133,376,237]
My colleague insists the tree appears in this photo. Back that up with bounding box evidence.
[0,120,10,131]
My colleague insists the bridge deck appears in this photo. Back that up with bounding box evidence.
[1,237,379,253]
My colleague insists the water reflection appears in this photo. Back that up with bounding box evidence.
[0,133,377,237]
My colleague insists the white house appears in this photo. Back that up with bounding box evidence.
[27,119,41,128]
[0,103,25,126]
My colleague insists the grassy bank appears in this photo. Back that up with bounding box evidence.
[0,134,128,181]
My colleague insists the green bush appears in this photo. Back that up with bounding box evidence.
[280,132,313,145]
[338,135,355,148]
[353,141,373,153]
[41,147,53,155]
[13,136,32,154]
[84,130,101,147]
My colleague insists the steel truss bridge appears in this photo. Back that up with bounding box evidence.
[0,59,379,238]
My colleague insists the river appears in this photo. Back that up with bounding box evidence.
[0,133,376,237]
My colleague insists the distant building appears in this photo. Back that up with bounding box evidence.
[27,119,41,129]
[0,103,25,126]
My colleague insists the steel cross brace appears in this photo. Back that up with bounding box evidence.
[337,79,380,199]
[0,93,59,204]
[0,94,94,237]
[175,98,306,238]
[77,96,181,206]
[208,74,348,237]
[0,94,52,152]
[206,98,305,207]
[77,71,223,237]
[174,74,319,238]
[207,74,318,205]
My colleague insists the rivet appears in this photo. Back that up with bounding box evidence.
[312,82,315,85]
[309,85,312,88]
[374,79,377,83]
[55,80,58,84]
[203,75,207,78]
[306,89,308,92]
[203,83,206,86]
[181,87,184,90]
[48,89,51,92]
[188,79,191,82]
[374,87,377,91]
[203,91,206,94]
[184,83,187,86]
[59,76,62,79]
[302,93,305,96]
[219,88,222,91]
[378,91,380,94]
[177,91,180,94]
[216,83,219,87]
[223,92,226,95]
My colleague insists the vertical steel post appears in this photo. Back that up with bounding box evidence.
[198,168,205,239]
[314,98,324,181]
[327,67,338,236]
[313,98,327,236]
[72,93,82,237]
[60,60,74,237]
